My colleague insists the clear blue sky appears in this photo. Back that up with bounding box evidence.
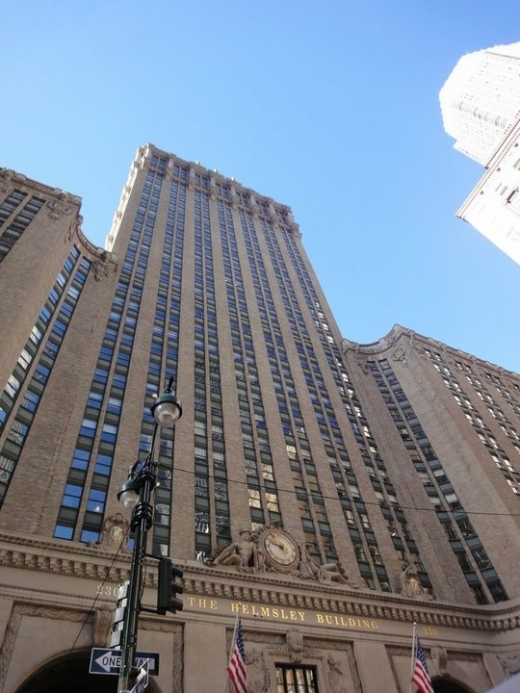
[2,2,519,372]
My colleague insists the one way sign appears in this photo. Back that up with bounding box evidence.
[89,648,159,676]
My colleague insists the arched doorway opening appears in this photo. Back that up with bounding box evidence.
[14,650,160,693]
[433,677,475,693]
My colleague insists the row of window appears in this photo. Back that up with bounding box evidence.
[54,171,164,542]
[262,214,391,590]
[148,179,186,556]
[0,248,88,507]
[370,356,507,604]
[0,190,45,262]
[193,191,231,560]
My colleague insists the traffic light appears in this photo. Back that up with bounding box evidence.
[157,557,184,615]
[109,580,129,648]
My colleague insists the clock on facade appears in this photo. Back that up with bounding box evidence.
[259,528,300,572]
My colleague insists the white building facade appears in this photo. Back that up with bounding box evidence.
[440,42,520,165]
[440,42,520,264]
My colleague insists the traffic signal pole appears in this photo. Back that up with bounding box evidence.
[114,380,183,693]
[117,465,155,693]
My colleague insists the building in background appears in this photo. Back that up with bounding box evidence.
[0,146,520,693]
[440,42,520,166]
[440,42,520,264]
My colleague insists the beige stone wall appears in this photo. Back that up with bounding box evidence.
[0,535,518,692]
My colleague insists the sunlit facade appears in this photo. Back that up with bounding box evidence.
[440,42,520,165]
[440,42,520,264]
[1,148,520,692]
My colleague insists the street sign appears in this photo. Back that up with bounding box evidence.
[130,661,149,693]
[89,648,159,676]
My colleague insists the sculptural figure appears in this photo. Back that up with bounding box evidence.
[299,544,361,587]
[211,529,260,571]
[399,563,432,600]
[319,560,361,588]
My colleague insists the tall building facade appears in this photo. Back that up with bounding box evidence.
[440,43,520,166]
[440,42,520,264]
[454,117,520,265]
[0,146,520,693]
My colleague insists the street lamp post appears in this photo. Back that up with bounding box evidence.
[116,378,182,693]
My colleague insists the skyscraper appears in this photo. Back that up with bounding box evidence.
[440,42,520,165]
[1,146,520,693]
[440,42,520,264]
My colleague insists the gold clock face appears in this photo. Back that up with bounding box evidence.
[409,576,420,591]
[263,530,298,567]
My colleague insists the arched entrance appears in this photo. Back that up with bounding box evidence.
[434,677,475,693]
[14,650,160,693]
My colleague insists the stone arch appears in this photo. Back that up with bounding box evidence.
[433,676,475,693]
[13,649,161,693]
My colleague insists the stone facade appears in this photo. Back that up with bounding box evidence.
[0,150,520,692]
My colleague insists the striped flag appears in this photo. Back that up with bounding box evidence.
[412,633,434,693]
[227,615,248,693]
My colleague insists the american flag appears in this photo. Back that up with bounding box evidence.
[227,615,249,693]
[412,634,434,693]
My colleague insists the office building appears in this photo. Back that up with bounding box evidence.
[0,146,520,693]
[440,42,520,264]
[455,118,520,265]
[440,42,520,166]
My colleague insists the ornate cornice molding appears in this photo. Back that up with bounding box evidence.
[343,326,520,382]
[0,168,82,207]
[183,571,520,632]
[0,533,518,634]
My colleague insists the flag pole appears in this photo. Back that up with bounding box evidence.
[225,614,241,693]
[228,614,240,667]
[410,622,417,693]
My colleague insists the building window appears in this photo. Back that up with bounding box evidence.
[275,665,319,693]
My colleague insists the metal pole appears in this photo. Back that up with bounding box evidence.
[117,428,158,693]
[409,622,417,693]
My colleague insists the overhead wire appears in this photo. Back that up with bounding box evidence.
[66,524,130,655]
[169,462,520,519]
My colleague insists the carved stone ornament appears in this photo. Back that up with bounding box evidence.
[97,513,130,552]
[0,168,15,192]
[206,527,263,573]
[430,646,448,676]
[94,608,113,647]
[247,648,271,693]
[93,252,111,282]
[46,195,73,220]
[498,652,520,675]
[269,628,318,663]
[354,352,369,373]
[205,525,360,585]
[297,543,363,588]
[67,215,81,242]
[391,345,408,367]
[327,654,349,693]
[399,564,433,601]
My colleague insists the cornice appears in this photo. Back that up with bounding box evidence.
[341,325,410,356]
[342,327,520,381]
[182,567,520,633]
[0,167,114,267]
[138,143,295,225]
[0,533,519,634]
[0,168,82,206]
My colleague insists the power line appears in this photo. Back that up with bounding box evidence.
[170,463,520,519]
[67,525,130,655]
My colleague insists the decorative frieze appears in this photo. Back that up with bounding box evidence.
[0,532,520,635]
